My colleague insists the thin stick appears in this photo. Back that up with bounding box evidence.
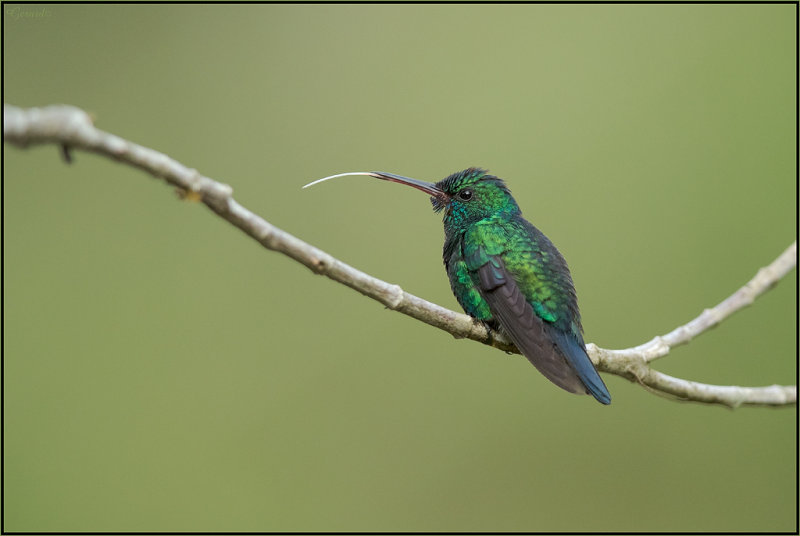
[5,104,795,408]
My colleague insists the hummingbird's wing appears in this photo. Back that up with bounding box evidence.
[462,218,610,404]
[473,252,593,396]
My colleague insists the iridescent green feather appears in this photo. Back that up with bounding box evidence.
[461,216,577,332]
[432,168,607,403]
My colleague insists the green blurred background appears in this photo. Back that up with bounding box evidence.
[3,4,796,532]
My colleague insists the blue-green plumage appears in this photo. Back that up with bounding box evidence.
[304,167,610,404]
[433,168,610,404]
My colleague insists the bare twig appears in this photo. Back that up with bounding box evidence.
[5,104,795,408]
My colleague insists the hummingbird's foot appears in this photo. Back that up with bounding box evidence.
[477,319,496,343]
[477,319,516,356]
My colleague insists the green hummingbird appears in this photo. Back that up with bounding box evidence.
[304,168,611,404]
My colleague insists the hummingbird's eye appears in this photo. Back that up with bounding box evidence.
[457,189,473,201]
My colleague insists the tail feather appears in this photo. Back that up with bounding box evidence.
[543,325,611,405]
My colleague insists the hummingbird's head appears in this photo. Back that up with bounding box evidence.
[432,168,520,228]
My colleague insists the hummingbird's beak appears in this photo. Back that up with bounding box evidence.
[364,171,443,197]
[303,171,447,203]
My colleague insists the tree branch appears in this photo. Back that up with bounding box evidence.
[5,104,795,408]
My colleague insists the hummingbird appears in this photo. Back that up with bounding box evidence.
[304,168,611,404]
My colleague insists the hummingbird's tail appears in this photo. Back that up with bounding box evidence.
[543,325,611,405]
